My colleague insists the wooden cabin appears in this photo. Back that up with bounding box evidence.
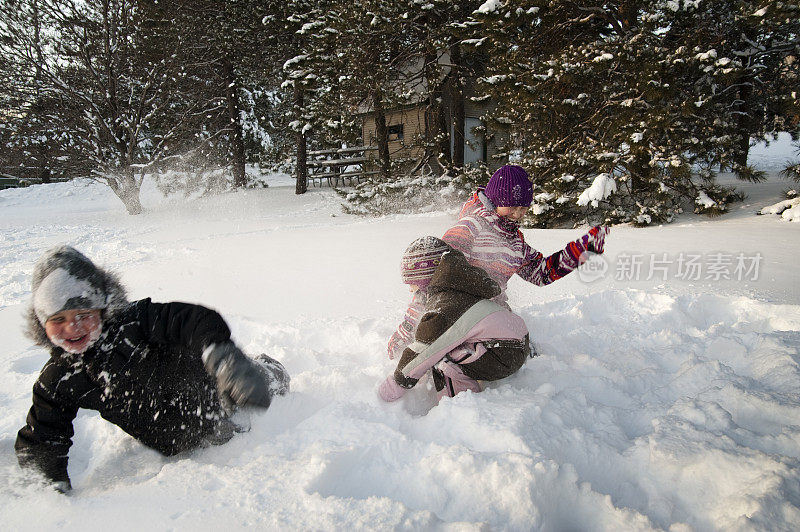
[360,53,509,174]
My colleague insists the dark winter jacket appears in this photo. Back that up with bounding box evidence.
[393,249,530,390]
[16,297,233,486]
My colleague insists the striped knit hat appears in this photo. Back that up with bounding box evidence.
[485,165,533,207]
[400,237,450,288]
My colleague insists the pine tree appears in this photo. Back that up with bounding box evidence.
[139,0,290,191]
[0,0,86,184]
[470,1,779,227]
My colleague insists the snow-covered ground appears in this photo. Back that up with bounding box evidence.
[1,139,799,531]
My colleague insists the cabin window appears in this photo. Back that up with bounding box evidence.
[387,124,404,141]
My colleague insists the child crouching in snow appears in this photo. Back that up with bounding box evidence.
[16,245,290,492]
[379,237,531,402]
[387,164,610,361]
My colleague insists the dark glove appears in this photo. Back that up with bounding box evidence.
[203,342,272,408]
[253,353,291,397]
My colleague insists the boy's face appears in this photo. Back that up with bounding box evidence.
[495,206,530,221]
[44,309,102,354]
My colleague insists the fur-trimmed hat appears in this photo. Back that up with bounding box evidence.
[484,165,533,207]
[25,245,128,347]
[400,237,451,288]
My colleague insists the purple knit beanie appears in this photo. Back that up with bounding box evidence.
[484,165,533,207]
[400,236,450,288]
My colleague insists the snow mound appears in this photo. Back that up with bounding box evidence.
[782,204,800,222]
[1,165,799,529]
[3,289,799,530]
[761,197,800,222]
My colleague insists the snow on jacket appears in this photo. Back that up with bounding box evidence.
[16,293,233,486]
[391,248,529,391]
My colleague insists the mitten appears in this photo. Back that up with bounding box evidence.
[387,331,405,360]
[378,375,407,402]
[585,226,610,254]
[203,342,271,408]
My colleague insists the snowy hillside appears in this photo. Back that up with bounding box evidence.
[1,146,799,530]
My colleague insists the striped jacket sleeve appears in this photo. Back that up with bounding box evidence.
[517,233,591,286]
[387,292,427,359]
[442,217,477,257]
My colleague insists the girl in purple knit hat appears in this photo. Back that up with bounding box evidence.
[386,164,609,372]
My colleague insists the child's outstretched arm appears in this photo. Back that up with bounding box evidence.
[518,226,609,286]
[387,292,427,359]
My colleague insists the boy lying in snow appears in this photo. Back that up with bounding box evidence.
[15,245,289,492]
[379,237,531,402]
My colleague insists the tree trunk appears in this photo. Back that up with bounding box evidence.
[38,143,51,183]
[732,82,754,171]
[450,43,465,169]
[618,1,641,31]
[223,57,247,188]
[372,88,391,181]
[108,167,143,215]
[121,189,144,215]
[437,89,451,168]
[294,84,308,195]
[628,151,650,195]
[423,46,446,175]
[32,1,51,184]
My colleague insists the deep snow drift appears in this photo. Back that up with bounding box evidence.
[1,145,799,530]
